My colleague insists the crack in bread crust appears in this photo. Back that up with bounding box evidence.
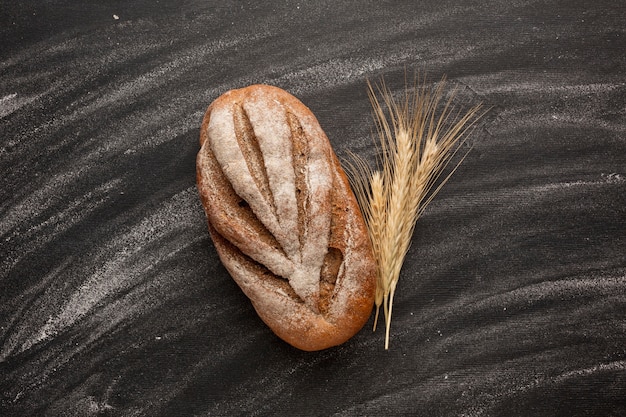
[208,223,303,302]
[197,131,293,280]
[232,103,278,220]
[286,110,309,253]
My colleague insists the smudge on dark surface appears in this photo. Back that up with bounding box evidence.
[1,0,625,415]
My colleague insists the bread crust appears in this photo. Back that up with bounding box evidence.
[196,84,375,351]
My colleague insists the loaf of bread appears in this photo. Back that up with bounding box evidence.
[196,84,375,351]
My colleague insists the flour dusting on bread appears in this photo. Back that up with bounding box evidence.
[197,84,375,351]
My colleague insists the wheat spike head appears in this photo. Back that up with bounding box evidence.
[346,74,485,349]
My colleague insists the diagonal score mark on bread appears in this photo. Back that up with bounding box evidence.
[285,111,309,254]
[232,104,279,222]
[206,90,333,313]
[197,140,294,280]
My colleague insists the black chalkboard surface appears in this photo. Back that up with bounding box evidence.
[1,1,625,415]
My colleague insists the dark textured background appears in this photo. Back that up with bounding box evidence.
[1,1,625,415]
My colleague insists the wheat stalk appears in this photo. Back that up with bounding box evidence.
[347,75,484,349]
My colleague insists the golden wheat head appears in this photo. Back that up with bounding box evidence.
[346,74,485,349]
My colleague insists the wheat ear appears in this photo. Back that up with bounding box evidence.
[347,75,484,349]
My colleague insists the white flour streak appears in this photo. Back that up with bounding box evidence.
[474,73,626,96]
[0,93,18,119]
[30,187,203,349]
[0,93,42,120]
[554,360,626,382]
[274,53,411,94]
[0,257,76,360]
[1,166,113,237]
[25,179,121,237]
[0,178,122,280]
[76,34,268,116]
[529,173,625,192]
[430,171,624,219]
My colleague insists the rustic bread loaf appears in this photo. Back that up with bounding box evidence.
[196,84,375,351]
